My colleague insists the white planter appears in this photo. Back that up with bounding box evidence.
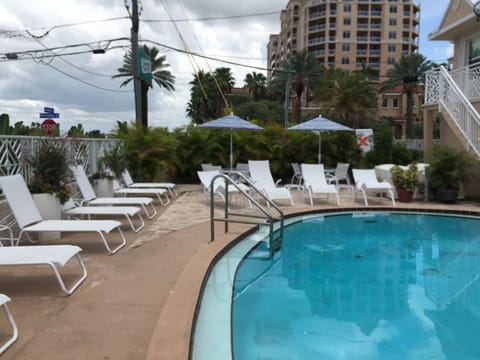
[93,179,114,197]
[32,193,61,241]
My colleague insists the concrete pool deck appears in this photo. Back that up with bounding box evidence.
[0,184,479,359]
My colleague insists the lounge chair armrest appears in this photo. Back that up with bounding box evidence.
[275,179,282,186]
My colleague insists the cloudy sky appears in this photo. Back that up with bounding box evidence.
[0,0,453,134]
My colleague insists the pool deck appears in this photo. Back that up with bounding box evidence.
[0,184,479,359]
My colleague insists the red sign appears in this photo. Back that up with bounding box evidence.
[41,119,57,136]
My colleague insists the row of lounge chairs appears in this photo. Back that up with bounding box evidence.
[198,160,396,208]
[0,165,177,354]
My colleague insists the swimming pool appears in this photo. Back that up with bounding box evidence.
[191,211,480,359]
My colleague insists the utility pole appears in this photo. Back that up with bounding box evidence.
[284,77,290,128]
[126,0,146,127]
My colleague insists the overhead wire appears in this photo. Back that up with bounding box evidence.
[30,37,120,77]
[175,0,229,108]
[40,60,132,93]
[140,10,280,23]
[159,0,209,100]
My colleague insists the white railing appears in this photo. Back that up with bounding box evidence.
[0,135,120,182]
[425,66,480,157]
[451,63,480,100]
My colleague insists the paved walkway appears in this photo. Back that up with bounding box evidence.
[0,184,478,359]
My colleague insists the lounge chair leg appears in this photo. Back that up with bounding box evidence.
[0,296,18,355]
[46,253,88,295]
[96,229,127,255]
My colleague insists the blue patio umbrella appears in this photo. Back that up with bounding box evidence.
[288,115,354,163]
[198,113,263,170]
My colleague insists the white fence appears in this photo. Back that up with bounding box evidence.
[0,135,120,182]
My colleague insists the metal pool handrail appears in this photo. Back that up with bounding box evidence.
[208,172,284,257]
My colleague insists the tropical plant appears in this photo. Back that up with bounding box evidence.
[390,163,419,192]
[426,146,475,191]
[27,140,71,204]
[244,72,267,100]
[313,68,377,128]
[98,142,127,179]
[273,49,322,123]
[120,123,179,182]
[380,53,432,138]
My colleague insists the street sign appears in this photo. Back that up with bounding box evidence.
[41,119,57,136]
[39,107,60,119]
[137,48,153,85]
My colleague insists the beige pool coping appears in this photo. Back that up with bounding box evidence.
[0,185,478,359]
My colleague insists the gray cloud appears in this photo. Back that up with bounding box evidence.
[0,0,451,134]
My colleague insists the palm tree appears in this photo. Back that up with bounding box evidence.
[273,49,322,123]
[244,72,267,100]
[314,68,377,127]
[380,53,432,138]
[112,45,175,127]
[213,67,235,95]
[187,68,236,124]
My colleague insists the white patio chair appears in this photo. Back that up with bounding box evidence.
[0,294,17,354]
[301,164,340,206]
[248,160,294,207]
[0,174,127,255]
[290,163,303,189]
[62,198,145,233]
[113,179,170,206]
[352,169,396,206]
[70,165,157,219]
[122,169,177,198]
[326,162,351,187]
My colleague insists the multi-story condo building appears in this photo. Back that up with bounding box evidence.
[267,0,421,134]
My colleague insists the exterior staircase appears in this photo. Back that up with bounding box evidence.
[425,65,480,159]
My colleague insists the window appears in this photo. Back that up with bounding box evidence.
[469,36,480,65]
[342,43,350,51]
[382,98,388,108]
[344,4,351,12]
[344,17,351,25]
[342,56,350,64]
[388,57,395,64]
[388,44,396,52]
[390,5,397,13]
[343,31,350,39]
[392,98,399,108]
[389,31,396,39]
[389,18,397,26]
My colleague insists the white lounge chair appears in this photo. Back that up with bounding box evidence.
[113,180,170,206]
[62,198,145,233]
[0,174,127,254]
[122,169,177,198]
[301,164,340,206]
[197,170,250,206]
[352,169,396,206]
[248,160,294,207]
[0,246,87,296]
[0,294,17,354]
[70,165,157,219]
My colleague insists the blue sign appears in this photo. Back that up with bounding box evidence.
[39,107,60,119]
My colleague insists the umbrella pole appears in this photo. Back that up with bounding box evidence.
[230,132,233,171]
[318,132,322,164]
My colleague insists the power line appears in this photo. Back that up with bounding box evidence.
[25,17,130,39]
[41,60,133,93]
[140,10,280,23]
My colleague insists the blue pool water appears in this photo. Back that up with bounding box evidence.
[231,213,480,360]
